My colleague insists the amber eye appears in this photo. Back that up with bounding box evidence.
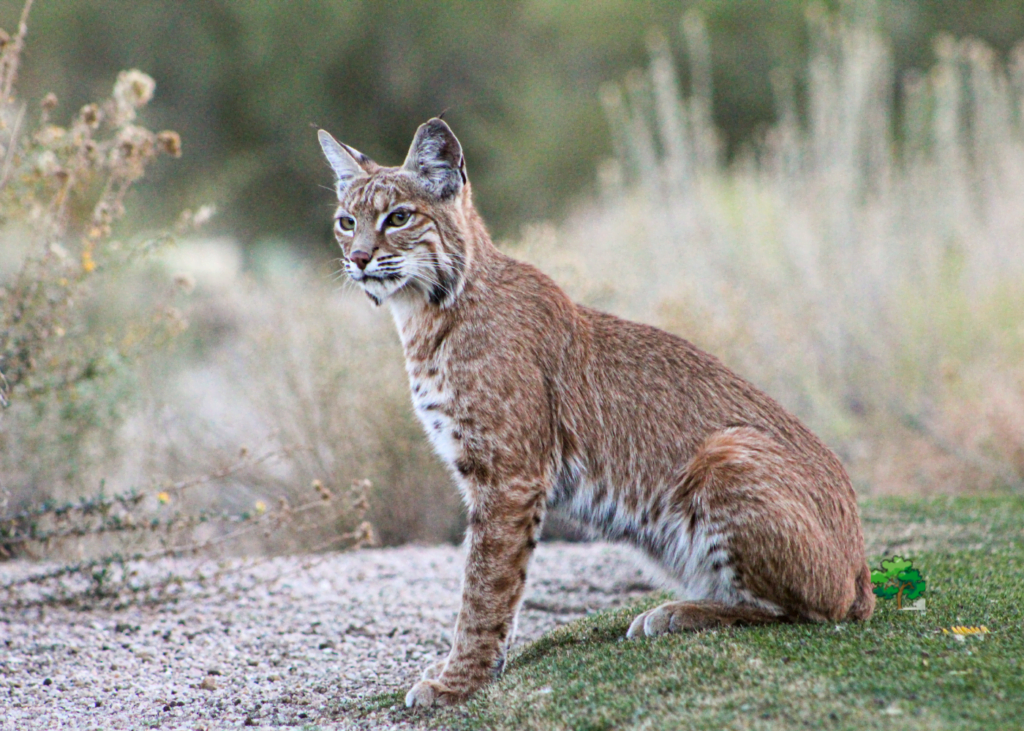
[385,210,411,228]
[335,215,355,233]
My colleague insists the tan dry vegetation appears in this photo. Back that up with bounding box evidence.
[0,0,381,585]
[134,256,463,548]
[6,8,1024,565]
[509,15,1024,497]
[45,13,1024,556]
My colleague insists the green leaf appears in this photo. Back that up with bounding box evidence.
[897,568,926,600]
[902,583,925,602]
[897,568,923,583]
[870,570,889,585]
[874,585,899,600]
[881,556,913,579]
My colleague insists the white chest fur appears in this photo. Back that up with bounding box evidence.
[388,295,464,470]
[408,366,462,468]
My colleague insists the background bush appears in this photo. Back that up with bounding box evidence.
[1,2,1022,565]
[515,13,1024,496]
[8,0,1024,245]
[0,4,373,598]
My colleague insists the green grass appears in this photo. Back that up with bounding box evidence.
[357,495,1024,731]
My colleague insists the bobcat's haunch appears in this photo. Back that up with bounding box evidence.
[317,119,874,709]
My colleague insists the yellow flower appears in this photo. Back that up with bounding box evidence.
[157,491,170,504]
[82,249,96,273]
[255,500,267,515]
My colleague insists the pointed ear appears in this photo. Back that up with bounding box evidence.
[318,129,372,196]
[402,118,467,200]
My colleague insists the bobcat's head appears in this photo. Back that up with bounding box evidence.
[318,118,473,308]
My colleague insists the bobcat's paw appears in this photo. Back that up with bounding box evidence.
[404,679,463,709]
[626,600,778,638]
[626,602,705,638]
[626,606,671,639]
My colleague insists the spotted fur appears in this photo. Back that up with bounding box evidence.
[317,119,875,709]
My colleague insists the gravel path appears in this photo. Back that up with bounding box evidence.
[0,542,653,730]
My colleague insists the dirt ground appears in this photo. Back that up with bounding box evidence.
[0,542,653,730]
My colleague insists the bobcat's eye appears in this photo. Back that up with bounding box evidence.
[335,216,356,234]
[385,210,411,228]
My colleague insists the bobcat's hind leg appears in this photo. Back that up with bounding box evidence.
[626,601,785,639]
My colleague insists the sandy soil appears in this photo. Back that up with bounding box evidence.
[0,542,653,730]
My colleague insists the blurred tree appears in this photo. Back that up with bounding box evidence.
[4,0,1022,251]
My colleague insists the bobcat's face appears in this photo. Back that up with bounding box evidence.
[319,120,469,307]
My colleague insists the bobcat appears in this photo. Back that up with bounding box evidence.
[317,118,875,708]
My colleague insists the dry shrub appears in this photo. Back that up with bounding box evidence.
[0,449,375,608]
[0,1,186,513]
[9,5,1022,573]
[0,0,382,581]
[509,12,1024,495]
[138,259,463,547]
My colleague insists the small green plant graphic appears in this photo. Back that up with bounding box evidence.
[871,556,926,609]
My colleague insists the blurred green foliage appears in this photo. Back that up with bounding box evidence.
[5,0,1022,249]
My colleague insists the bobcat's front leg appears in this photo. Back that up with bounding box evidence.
[406,485,545,708]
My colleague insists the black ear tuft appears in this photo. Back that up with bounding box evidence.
[402,118,466,200]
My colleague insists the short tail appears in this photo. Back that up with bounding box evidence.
[846,563,875,621]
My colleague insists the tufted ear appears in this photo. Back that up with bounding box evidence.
[318,129,372,197]
[402,118,467,200]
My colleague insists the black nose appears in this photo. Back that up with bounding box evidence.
[350,250,371,270]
